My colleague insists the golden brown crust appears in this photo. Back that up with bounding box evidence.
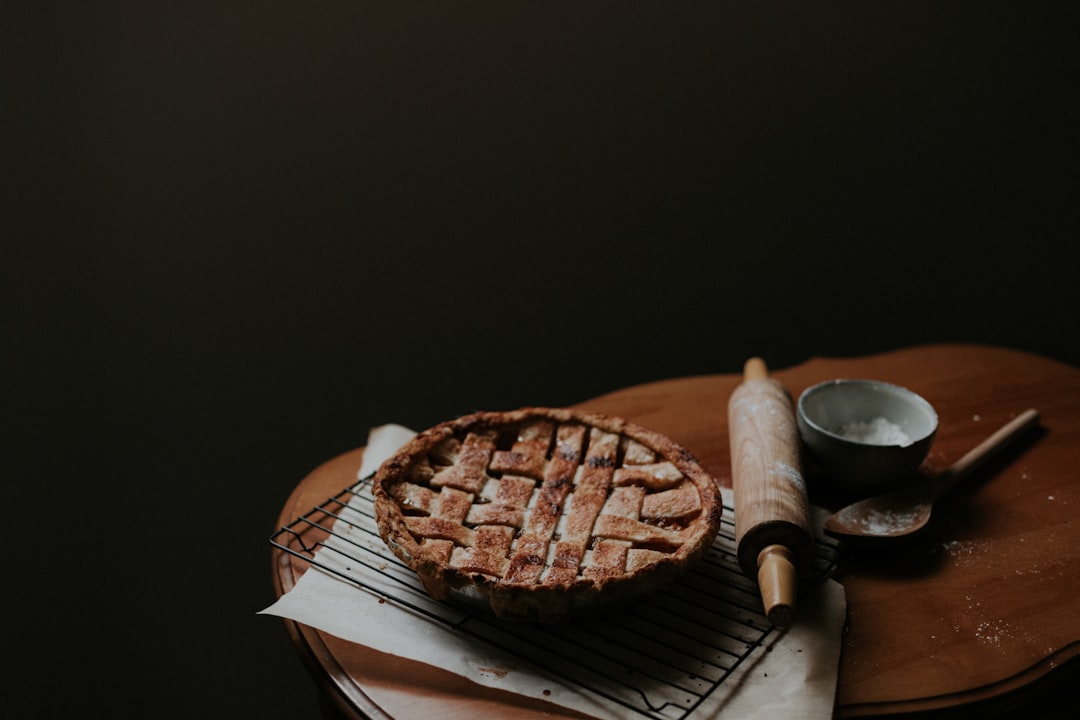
[371,407,723,622]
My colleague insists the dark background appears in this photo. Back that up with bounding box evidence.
[3,2,1077,718]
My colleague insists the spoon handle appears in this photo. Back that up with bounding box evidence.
[931,408,1041,499]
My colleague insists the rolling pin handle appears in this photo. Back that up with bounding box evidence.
[743,357,769,380]
[757,544,798,629]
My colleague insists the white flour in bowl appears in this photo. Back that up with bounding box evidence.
[838,417,912,446]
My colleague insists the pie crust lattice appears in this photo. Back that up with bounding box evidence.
[372,407,724,622]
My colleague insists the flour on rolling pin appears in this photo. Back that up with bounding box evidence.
[728,358,814,628]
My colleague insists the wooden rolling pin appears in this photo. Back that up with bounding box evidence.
[728,357,814,628]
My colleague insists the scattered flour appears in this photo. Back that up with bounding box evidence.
[838,417,912,446]
[940,539,981,567]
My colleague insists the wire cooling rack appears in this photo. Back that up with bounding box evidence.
[270,475,840,719]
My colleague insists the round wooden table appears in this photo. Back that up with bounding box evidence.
[271,344,1080,719]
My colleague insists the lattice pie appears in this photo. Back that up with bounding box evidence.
[372,407,723,622]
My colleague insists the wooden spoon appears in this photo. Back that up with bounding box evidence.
[823,408,1041,540]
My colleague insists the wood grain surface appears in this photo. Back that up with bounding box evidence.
[271,344,1080,718]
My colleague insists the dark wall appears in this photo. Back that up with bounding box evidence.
[4,3,1077,717]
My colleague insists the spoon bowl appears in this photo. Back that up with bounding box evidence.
[823,409,1041,540]
[824,487,935,539]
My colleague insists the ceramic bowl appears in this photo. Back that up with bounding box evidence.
[796,378,938,497]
